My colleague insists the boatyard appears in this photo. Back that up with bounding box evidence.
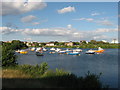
[15,47,105,56]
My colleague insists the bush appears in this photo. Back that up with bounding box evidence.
[2,46,17,67]
[19,62,49,77]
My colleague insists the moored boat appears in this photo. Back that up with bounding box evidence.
[15,50,20,53]
[50,48,56,51]
[36,52,44,56]
[65,49,72,53]
[31,47,36,51]
[95,47,105,53]
[49,52,55,54]
[73,49,82,52]
[19,50,28,54]
[55,48,61,52]
[43,47,47,51]
[86,49,95,54]
[58,50,66,54]
[68,51,80,55]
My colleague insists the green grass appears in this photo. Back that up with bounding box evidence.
[2,64,108,89]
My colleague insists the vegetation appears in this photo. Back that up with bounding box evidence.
[1,40,28,67]
[2,64,107,89]
[1,40,109,88]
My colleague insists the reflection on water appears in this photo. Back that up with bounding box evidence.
[17,48,118,88]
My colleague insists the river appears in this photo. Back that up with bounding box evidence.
[16,48,118,88]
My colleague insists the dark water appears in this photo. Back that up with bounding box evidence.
[17,48,118,88]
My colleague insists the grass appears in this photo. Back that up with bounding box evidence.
[2,65,106,89]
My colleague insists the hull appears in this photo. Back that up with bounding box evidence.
[68,52,80,55]
[85,52,95,54]
[20,51,28,54]
[36,52,44,56]
[95,50,104,53]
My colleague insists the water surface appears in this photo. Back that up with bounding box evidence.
[17,48,118,88]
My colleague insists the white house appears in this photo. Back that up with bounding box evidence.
[46,43,55,46]
[111,39,119,44]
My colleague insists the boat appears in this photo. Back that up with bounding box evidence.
[68,51,80,55]
[73,49,82,52]
[50,48,56,51]
[55,48,61,52]
[95,47,105,53]
[36,52,44,56]
[35,47,41,52]
[31,47,36,51]
[49,52,55,54]
[85,49,95,54]
[19,50,28,54]
[58,50,66,54]
[15,50,20,53]
[65,49,72,52]
[43,47,47,51]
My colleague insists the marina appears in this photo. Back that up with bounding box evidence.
[16,48,118,88]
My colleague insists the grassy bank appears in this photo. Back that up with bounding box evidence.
[2,64,107,89]
[44,44,119,49]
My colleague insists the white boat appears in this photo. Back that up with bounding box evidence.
[15,50,20,53]
[65,49,72,52]
[86,49,95,54]
[58,50,66,54]
[35,47,41,52]
[73,49,82,52]
[31,47,36,51]
[55,48,61,52]
[50,48,56,51]
[43,47,47,51]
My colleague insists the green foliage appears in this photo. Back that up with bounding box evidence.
[2,40,28,67]
[19,62,48,77]
[2,44,17,67]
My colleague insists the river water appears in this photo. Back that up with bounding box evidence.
[17,48,118,88]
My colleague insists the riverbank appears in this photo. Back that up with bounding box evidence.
[2,64,106,88]
[36,44,119,49]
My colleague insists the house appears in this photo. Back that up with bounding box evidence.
[111,39,119,44]
[80,40,88,44]
[65,42,73,46]
[46,42,55,46]
[102,40,108,43]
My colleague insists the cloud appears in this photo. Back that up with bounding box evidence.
[1,0,47,16]
[21,15,37,23]
[95,20,114,26]
[67,24,72,29]
[73,18,94,22]
[91,13,100,16]
[73,17,114,26]
[0,27,20,34]
[57,6,75,14]
[32,22,40,25]
[1,25,118,41]
[94,28,118,33]
[24,38,32,41]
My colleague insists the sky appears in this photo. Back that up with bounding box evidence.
[0,1,118,42]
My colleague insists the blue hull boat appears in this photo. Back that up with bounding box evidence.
[68,52,80,55]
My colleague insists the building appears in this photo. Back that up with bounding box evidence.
[102,40,108,43]
[46,42,55,46]
[80,40,88,44]
[111,39,119,44]
[65,42,73,46]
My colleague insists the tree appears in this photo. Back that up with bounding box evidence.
[2,45,17,66]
